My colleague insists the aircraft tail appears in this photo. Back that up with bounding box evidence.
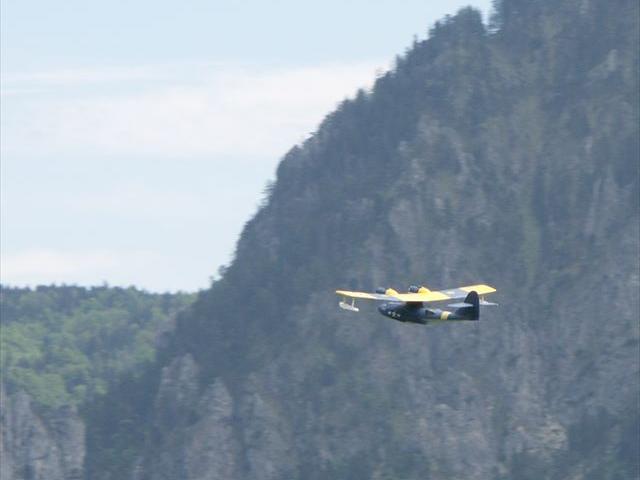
[454,291,479,320]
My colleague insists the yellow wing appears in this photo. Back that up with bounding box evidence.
[394,284,496,302]
[336,284,496,303]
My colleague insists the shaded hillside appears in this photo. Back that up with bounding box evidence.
[86,0,639,478]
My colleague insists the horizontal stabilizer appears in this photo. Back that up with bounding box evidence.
[448,302,473,308]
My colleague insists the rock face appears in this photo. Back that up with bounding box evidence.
[125,355,239,480]
[107,1,638,478]
[0,388,85,480]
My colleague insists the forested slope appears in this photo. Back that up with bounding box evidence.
[0,286,194,480]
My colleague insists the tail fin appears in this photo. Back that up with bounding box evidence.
[454,291,479,320]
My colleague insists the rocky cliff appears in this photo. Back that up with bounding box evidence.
[1,388,84,480]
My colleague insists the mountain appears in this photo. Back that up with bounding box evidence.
[87,0,637,478]
[2,0,638,478]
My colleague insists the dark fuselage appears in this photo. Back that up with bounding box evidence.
[377,301,476,325]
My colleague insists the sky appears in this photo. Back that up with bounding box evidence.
[1,0,493,292]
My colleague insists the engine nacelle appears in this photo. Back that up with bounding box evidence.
[376,287,399,295]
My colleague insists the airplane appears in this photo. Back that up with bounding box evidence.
[335,284,497,325]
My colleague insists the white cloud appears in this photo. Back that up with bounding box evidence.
[0,249,193,291]
[2,65,162,87]
[2,61,385,159]
[1,249,119,282]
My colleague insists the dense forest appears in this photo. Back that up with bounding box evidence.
[1,286,194,409]
[2,0,638,479]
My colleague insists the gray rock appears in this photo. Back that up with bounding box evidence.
[0,387,84,480]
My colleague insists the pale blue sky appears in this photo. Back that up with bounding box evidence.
[1,0,492,292]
